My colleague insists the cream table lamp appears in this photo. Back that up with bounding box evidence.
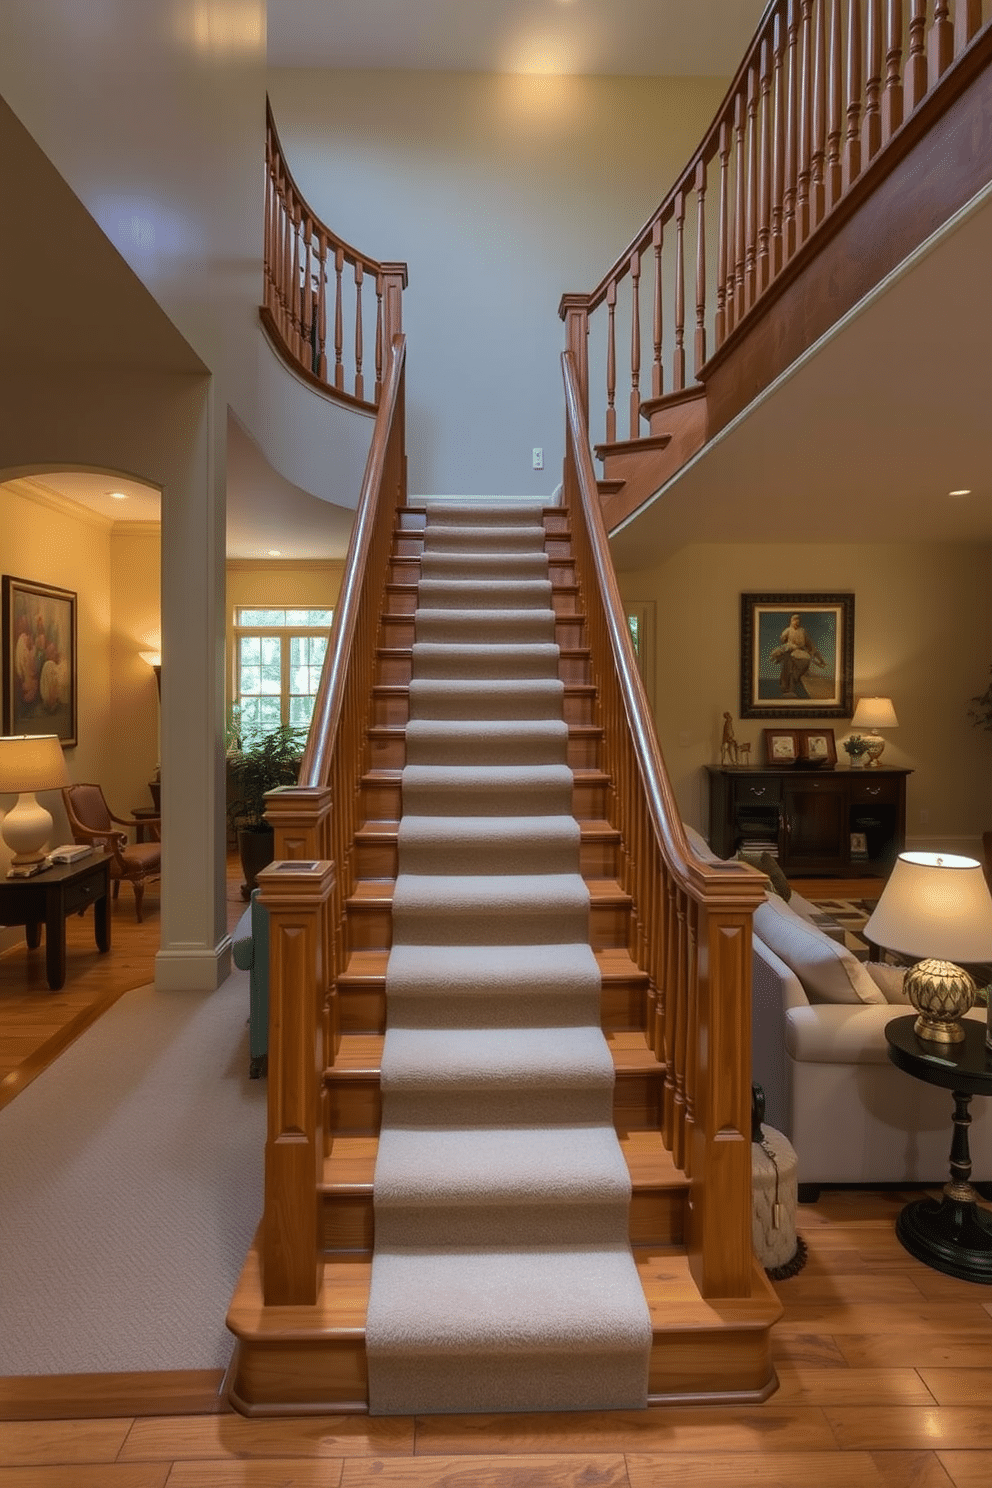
[0,734,70,874]
[851,696,898,766]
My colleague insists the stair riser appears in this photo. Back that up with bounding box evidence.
[353,835,617,881]
[366,731,599,772]
[371,688,596,728]
[380,616,586,649]
[385,583,581,619]
[344,898,632,954]
[318,1184,686,1258]
[337,975,648,1036]
[376,652,592,686]
[361,776,609,822]
[391,534,575,562]
[389,558,578,591]
[325,1069,662,1135]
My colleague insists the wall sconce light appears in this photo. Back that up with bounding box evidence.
[140,650,162,698]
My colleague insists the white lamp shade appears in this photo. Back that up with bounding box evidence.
[0,735,69,793]
[864,851,992,963]
[851,696,898,730]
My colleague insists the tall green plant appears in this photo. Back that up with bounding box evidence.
[226,719,305,832]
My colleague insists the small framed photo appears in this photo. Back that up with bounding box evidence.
[796,727,837,767]
[851,831,868,858]
[764,728,798,764]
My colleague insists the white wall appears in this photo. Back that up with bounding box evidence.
[618,541,992,857]
[266,70,730,497]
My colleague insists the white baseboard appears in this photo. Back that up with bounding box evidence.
[155,937,232,992]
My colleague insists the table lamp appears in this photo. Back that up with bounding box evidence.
[864,851,992,1043]
[0,734,70,874]
[850,696,898,766]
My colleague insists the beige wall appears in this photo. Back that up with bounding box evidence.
[618,541,992,858]
[110,525,162,818]
[266,69,730,498]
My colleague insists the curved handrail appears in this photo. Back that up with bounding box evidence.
[301,332,406,788]
[263,98,407,409]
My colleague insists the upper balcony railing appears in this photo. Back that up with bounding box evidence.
[263,98,407,412]
[561,0,991,456]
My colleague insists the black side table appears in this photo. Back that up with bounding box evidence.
[885,1014,992,1283]
[0,853,111,990]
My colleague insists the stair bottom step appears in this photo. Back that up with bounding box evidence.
[225,1242,782,1416]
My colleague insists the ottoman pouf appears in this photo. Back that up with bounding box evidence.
[752,1124,807,1279]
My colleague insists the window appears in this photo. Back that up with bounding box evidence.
[233,608,333,736]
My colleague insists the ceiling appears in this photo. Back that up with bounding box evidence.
[266,1,768,77]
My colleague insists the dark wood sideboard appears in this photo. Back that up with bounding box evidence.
[705,766,911,878]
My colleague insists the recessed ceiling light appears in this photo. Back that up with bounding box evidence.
[949,488,972,497]
[108,491,129,500]
[267,549,282,557]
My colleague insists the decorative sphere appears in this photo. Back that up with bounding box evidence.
[905,958,976,1043]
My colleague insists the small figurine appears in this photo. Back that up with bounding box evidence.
[720,711,739,766]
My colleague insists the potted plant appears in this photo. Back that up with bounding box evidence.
[226,713,305,899]
[842,734,869,768]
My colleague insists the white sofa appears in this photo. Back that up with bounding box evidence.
[685,826,992,1190]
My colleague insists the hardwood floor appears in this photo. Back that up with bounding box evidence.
[5,863,992,1483]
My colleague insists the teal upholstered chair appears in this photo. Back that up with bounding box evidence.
[231,888,269,1078]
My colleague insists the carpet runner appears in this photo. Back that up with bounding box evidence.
[364,497,652,1415]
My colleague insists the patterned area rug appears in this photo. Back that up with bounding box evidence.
[806,897,879,961]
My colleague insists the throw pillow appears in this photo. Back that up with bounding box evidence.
[737,850,792,901]
[865,961,911,1005]
[753,894,886,1005]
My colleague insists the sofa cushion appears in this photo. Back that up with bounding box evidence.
[684,823,722,864]
[738,850,791,901]
[865,960,911,1005]
[753,893,886,1005]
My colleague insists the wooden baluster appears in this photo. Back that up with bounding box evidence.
[315,230,328,381]
[263,147,274,315]
[796,0,814,243]
[673,191,686,391]
[354,260,365,403]
[606,279,617,444]
[629,249,641,439]
[715,120,731,347]
[757,38,773,295]
[930,3,953,76]
[279,169,292,343]
[669,892,688,1167]
[825,0,843,209]
[651,218,664,397]
[863,0,883,162]
[810,0,827,227]
[301,217,313,373]
[290,203,303,361]
[843,0,864,189]
[694,159,707,373]
[374,272,384,404]
[334,246,344,391]
[783,0,800,259]
[955,0,982,53]
[744,64,759,310]
[732,91,746,329]
[907,1,929,112]
[682,902,699,1177]
[881,0,904,142]
[771,4,786,276]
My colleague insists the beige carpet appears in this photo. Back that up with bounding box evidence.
[364,497,652,1416]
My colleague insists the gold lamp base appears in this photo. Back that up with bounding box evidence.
[906,958,976,1043]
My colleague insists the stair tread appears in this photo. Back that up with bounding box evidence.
[228,1242,779,1343]
[338,945,648,987]
[326,1030,660,1080]
[347,876,631,909]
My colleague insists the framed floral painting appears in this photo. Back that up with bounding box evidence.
[740,593,854,719]
[2,576,77,747]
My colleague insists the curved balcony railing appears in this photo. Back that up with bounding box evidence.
[562,0,990,456]
[263,98,407,411]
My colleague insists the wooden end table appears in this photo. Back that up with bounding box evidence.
[0,852,111,991]
[885,1013,992,1283]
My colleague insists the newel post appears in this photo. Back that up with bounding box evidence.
[257,856,334,1306]
[558,294,590,427]
[379,262,409,362]
[687,897,757,1298]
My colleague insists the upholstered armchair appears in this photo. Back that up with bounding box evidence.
[62,784,161,922]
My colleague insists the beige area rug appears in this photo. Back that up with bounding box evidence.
[364,497,652,1416]
[806,897,880,960]
[0,972,266,1375]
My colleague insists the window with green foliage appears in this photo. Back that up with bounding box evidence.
[234,608,333,736]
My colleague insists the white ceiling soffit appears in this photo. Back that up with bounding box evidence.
[266,0,768,76]
[609,186,992,570]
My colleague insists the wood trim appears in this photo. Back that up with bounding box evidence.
[0,1369,228,1420]
[259,304,378,415]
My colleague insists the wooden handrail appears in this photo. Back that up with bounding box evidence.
[256,334,407,1306]
[562,0,990,447]
[562,348,766,1299]
[263,97,407,410]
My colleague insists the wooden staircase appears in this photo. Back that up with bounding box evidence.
[225,494,781,1416]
